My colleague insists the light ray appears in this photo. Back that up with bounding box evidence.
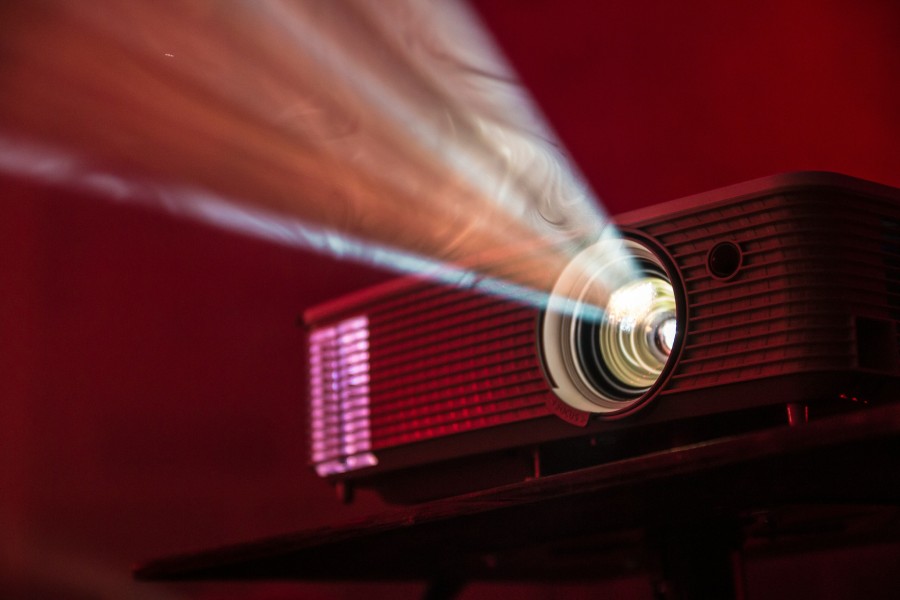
[0,0,638,304]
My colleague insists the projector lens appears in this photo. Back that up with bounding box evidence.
[596,277,676,388]
[542,237,682,416]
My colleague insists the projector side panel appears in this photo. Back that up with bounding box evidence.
[363,284,552,448]
[306,279,554,478]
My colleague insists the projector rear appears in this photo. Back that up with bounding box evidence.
[304,172,900,502]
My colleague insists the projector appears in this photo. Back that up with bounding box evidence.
[304,172,900,502]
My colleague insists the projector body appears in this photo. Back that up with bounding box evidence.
[305,172,900,502]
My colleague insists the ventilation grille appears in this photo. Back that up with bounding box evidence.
[308,316,378,476]
[639,192,900,392]
[308,283,551,471]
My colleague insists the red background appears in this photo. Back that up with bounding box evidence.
[2,1,900,598]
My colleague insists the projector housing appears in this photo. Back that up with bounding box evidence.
[305,172,900,501]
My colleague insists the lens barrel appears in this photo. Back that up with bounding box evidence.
[541,237,682,416]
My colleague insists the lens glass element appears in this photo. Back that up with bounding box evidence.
[541,238,682,415]
[601,276,676,389]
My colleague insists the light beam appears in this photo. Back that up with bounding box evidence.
[0,0,637,305]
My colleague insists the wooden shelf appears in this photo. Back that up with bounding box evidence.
[135,403,900,594]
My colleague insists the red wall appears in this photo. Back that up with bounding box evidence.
[477,0,900,212]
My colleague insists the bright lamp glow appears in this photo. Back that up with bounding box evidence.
[542,239,681,415]
[0,0,640,310]
[601,277,677,389]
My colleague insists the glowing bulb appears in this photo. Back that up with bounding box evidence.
[606,280,656,332]
[657,317,677,354]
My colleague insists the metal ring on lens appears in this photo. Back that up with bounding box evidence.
[540,237,683,416]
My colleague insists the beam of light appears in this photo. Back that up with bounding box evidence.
[0,0,639,306]
[0,134,595,312]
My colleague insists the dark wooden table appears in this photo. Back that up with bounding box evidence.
[135,403,900,599]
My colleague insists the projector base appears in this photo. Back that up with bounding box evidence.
[135,403,900,599]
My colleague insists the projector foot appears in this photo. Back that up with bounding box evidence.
[786,402,809,427]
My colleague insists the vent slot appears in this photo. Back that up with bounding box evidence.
[366,285,550,450]
[308,316,378,476]
[653,193,865,392]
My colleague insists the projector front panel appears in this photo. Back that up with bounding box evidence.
[630,187,900,396]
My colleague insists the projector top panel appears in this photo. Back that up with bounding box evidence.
[614,171,900,225]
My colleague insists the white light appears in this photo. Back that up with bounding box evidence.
[606,281,655,332]
[658,317,677,354]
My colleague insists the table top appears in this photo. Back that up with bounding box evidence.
[135,403,900,582]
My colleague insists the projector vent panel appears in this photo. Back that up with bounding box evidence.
[309,281,552,458]
[638,192,900,392]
